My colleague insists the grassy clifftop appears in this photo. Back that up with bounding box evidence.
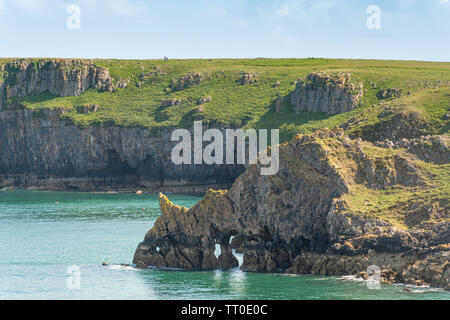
[3,58,450,142]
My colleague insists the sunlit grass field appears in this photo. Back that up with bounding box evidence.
[5,58,449,142]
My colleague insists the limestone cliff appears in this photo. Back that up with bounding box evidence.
[0,59,113,109]
[133,128,449,290]
[0,108,244,192]
[0,59,247,192]
[291,72,363,114]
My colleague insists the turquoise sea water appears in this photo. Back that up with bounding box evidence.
[0,191,448,300]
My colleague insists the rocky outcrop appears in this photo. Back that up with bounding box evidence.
[161,98,182,107]
[77,104,99,114]
[115,78,130,89]
[134,128,449,290]
[291,72,363,114]
[357,109,430,141]
[0,109,245,192]
[134,131,350,270]
[377,88,402,100]
[197,96,212,105]
[133,191,239,270]
[355,152,424,189]
[375,135,449,164]
[402,252,450,289]
[237,72,258,86]
[0,59,113,109]
[170,73,204,91]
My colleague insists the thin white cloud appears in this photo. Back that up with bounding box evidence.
[10,0,47,13]
[276,4,289,17]
[2,0,149,17]
[194,2,249,30]
[258,0,342,20]
[106,0,147,17]
[80,0,149,18]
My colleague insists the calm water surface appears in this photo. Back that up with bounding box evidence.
[0,191,448,300]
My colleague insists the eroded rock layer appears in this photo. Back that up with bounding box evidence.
[291,72,364,114]
[0,108,244,192]
[0,59,113,109]
[134,128,449,290]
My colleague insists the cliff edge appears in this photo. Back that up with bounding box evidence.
[0,59,113,109]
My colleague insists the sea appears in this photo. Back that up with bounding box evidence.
[0,191,448,300]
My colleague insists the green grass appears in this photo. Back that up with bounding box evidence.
[3,58,450,142]
[316,138,449,229]
[341,155,449,230]
[399,87,450,135]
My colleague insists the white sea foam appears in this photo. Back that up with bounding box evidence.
[231,249,244,267]
[108,264,139,271]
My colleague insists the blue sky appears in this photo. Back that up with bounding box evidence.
[0,0,449,61]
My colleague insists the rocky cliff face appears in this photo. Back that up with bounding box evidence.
[0,59,247,192]
[0,59,113,109]
[0,108,244,192]
[133,128,449,290]
[291,72,364,114]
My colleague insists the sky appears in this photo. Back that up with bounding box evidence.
[0,0,449,61]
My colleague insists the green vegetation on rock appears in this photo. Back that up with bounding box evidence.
[3,58,449,142]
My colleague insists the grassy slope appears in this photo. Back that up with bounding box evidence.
[344,144,449,229]
[7,58,450,142]
[315,136,449,230]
